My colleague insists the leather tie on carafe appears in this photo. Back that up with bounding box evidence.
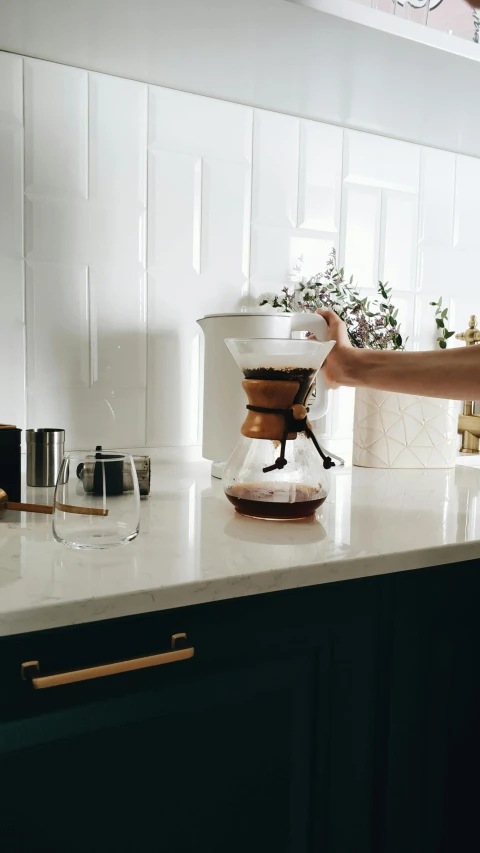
[241,378,334,474]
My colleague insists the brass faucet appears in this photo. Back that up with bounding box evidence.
[456,315,480,453]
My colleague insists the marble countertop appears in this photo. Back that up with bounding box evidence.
[1,458,480,637]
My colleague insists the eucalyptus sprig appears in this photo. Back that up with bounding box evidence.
[259,248,405,351]
[429,298,455,349]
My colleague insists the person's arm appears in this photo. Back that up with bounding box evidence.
[317,309,480,401]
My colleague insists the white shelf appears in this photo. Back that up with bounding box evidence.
[289,0,480,62]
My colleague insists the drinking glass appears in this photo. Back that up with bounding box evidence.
[53,451,140,549]
[394,0,429,25]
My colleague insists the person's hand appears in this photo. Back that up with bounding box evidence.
[315,309,353,389]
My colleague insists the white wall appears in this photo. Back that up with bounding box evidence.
[2,0,480,158]
[0,50,478,450]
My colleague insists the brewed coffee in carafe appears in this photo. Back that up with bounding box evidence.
[222,335,336,520]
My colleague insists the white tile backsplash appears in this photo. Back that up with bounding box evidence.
[0,53,23,123]
[418,147,455,247]
[0,123,23,258]
[24,58,88,198]
[454,154,480,251]
[380,191,418,293]
[1,50,480,450]
[297,120,342,233]
[252,109,298,228]
[342,184,381,288]
[88,73,147,206]
[0,257,25,430]
[343,130,420,194]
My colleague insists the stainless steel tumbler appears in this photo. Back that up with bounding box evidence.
[26,429,65,487]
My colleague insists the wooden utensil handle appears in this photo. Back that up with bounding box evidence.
[4,501,108,517]
[55,501,108,517]
[6,501,52,514]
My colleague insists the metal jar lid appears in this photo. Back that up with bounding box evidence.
[26,429,65,444]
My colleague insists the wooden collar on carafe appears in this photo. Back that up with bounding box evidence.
[240,378,334,472]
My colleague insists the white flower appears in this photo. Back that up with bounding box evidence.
[257,291,278,305]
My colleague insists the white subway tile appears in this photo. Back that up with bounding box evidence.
[252,109,299,227]
[0,53,23,125]
[24,58,87,197]
[148,149,200,275]
[25,197,145,268]
[250,225,334,285]
[146,298,202,447]
[25,198,88,262]
[25,261,90,390]
[199,158,250,293]
[250,225,291,283]
[89,266,147,389]
[149,86,252,164]
[290,234,336,279]
[344,130,420,194]
[148,149,246,308]
[342,184,381,288]
[381,191,417,292]
[417,245,480,301]
[0,257,25,429]
[89,73,147,206]
[27,386,146,449]
[0,124,23,258]
[454,154,480,251]
[418,148,455,247]
[147,119,249,445]
[297,120,342,232]
[90,204,146,269]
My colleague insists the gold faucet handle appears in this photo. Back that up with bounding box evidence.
[455,315,480,346]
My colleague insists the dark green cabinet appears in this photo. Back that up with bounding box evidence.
[384,561,480,853]
[1,561,479,853]
[0,651,317,853]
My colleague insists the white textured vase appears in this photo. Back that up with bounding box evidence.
[353,388,459,469]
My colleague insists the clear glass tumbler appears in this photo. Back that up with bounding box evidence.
[394,0,429,25]
[53,451,140,549]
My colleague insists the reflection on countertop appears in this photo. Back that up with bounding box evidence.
[1,459,480,637]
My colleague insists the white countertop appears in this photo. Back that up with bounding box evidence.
[1,459,480,637]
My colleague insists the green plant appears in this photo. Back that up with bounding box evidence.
[429,298,455,349]
[259,248,406,350]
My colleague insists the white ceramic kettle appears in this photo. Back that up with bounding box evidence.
[197,312,330,474]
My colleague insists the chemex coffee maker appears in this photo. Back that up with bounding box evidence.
[222,314,335,520]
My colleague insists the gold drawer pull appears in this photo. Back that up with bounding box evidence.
[21,633,194,690]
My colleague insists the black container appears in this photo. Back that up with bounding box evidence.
[0,426,21,502]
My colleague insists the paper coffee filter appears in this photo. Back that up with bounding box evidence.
[225,338,335,372]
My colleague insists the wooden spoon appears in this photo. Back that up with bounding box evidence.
[0,488,108,517]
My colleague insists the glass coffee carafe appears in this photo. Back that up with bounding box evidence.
[222,329,336,520]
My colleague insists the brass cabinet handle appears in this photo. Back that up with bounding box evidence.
[21,633,194,690]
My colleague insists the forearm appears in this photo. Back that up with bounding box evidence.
[341,346,480,400]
